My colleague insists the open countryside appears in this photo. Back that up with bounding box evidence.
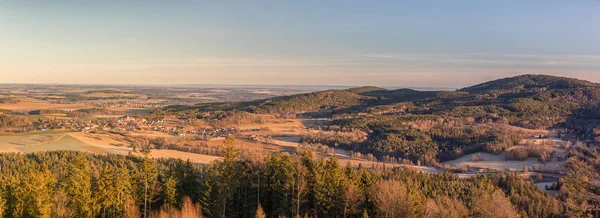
[2,1,600,217]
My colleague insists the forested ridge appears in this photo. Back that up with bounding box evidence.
[0,146,574,218]
[158,74,600,162]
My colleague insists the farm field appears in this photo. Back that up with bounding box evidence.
[0,97,91,111]
[68,132,128,147]
[146,149,221,164]
[235,119,307,133]
[17,135,91,153]
[441,135,568,171]
[441,152,562,171]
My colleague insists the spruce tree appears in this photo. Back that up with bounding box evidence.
[64,156,95,217]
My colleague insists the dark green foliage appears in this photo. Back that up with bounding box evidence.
[0,150,566,218]
[460,74,599,93]
[345,86,387,94]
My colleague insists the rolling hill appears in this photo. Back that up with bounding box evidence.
[460,74,600,93]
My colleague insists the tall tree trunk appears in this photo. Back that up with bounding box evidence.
[144,179,148,218]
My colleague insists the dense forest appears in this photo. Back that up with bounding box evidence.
[0,136,588,218]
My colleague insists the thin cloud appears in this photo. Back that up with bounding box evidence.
[357,53,600,67]
[83,57,358,69]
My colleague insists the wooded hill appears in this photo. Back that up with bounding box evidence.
[161,74,600,129]
[156,75,600,163]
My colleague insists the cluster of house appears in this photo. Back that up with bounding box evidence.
[91,101,165,109]
[35,116,237,139]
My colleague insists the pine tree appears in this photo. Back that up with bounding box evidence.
[312,156,348,217]
[64,156,95,217]
[0,191,5,218]
[23,165,55,218]
[263,153,295,216]
[216,134,241,217]
[116,166,136,217]
[140,156,159,218]
[162,176,179,208]
[293,157,309,217]
[198,174,214,217]
[96,164,118,217]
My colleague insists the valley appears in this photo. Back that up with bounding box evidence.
[0,74,599,217]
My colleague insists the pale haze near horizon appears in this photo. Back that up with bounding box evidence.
[1,1,599,88]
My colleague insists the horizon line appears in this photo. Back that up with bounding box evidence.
[0,82,460,91]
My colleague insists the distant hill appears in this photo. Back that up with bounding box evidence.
[153,74,600,169]
[460,74,599,93]
[158,74,600,130]
[358,88,437,101]
[345,86,387,94]
[160,89,373,116]
[245,89,372,113]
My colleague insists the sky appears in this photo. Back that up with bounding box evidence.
[1,1,599,88]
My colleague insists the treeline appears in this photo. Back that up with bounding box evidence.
[0,98,19,104]
[328,115,524,163]
[0,149,570,217]
[0,114,54,133]
[29,109,68,115]
[559,145,600,217]
[209,111,277,127]
[65,94,139,102]
[300,130,368,149]
[127,135,228,157]
[67,108,125,119]
[0,114,33,129]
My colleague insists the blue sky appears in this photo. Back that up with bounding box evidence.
[1,1,599,87]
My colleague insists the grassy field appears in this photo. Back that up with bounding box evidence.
[441,151,565,171]
[10,129,76,136]
[0,131,129,155]
[68,132,128,147]
[206,138,300,155]
[147,149,221,164]
[126,131,172,138]
[17,135,91,153]
[236,119,309,134]
[0,97,90,111]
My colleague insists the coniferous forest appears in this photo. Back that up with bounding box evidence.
[0,135,594,218]
[0,151,559,218]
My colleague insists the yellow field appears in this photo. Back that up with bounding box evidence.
[147,149,221,164]
[68,132,128,147]
[236,119,303,131]
[127,131,172,138]
[205,138,300,154]
[234,119,326,135]
[0,97,91,111]
[93,114,124,119]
